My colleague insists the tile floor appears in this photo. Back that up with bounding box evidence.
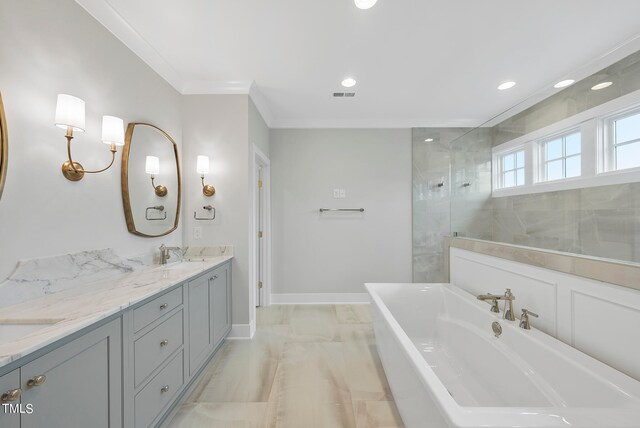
[168,304,404,428]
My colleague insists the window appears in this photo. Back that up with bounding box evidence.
[541,131,581,181]
[612,111,640,171]
[500,150,525,188]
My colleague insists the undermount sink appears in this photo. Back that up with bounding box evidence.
[0,319,64,343]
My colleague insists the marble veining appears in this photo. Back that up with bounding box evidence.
[0,253,233,369]
[0,246,233,309]
[168,305,403,428]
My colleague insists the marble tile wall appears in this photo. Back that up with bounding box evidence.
[412,128,470,282]
[414,51,640,278]
[492,183,640,263]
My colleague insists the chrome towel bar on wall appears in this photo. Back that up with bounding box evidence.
[319,208,365,212]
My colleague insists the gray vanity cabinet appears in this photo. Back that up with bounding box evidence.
[0,369,21,428]
[187,273,213,375]
[188,262,232,375]
[211,263,231,346]
[20,318,122,428]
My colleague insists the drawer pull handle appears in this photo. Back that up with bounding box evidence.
[160,303,169,310]
[160,385,170,393]
[1,388,21,402]
[27,375,46,387]
[160,339,169,347]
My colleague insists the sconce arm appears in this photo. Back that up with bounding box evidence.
[64,128,117,175]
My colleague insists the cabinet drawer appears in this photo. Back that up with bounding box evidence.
[134,310,183,386]
[133,286,183,333]
[0,369,20,428]
[135,350,184,428]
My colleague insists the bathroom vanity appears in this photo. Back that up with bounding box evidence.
[0,257,232,428]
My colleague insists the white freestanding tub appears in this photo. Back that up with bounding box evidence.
[365,283,640,428]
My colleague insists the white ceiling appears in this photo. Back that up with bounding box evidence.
[77,0,640,128]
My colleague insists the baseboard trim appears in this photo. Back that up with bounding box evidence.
[228,321,256,339]
[271,293,370,304]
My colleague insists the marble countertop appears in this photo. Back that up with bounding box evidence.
[0,256,232,370]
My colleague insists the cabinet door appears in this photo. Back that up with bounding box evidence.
[212,264,231,346]
[0,369,21,428]
[20,318,122,428]
[188,274,212,376]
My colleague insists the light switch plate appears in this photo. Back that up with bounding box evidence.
[333,189,340,198]
[194,226,202,240]
[339,189,346,198]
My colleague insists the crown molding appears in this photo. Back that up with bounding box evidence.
[75,0,184,91]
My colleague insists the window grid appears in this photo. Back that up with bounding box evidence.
[542,131,581,182]
[500,150,525,188]
[612,111,640,171]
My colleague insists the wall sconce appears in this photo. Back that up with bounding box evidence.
[196,155,215,197]
[54,94,124,181]
[145,155,167,197]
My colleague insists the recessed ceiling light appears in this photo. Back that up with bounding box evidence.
[554,79,575,89]
[591,81,613,90]
[354,0,378,9]
[341,77,357,88]
[497,81,516,91]
[424,138,434,142]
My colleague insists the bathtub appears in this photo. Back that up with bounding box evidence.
[365,283,640,428]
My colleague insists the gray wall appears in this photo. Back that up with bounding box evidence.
[271,129,412,295]
[181,95,254,328]
[0,0,182,280]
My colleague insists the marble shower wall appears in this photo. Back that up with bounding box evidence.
[412,128,493,282]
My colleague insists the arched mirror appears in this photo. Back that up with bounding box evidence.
[121,123,181,237]
[0,92,8,200]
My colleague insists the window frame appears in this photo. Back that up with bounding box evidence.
[538,128,582,182]
[603,106,640,172]
[498,147,527,189]
[492,88,640,198]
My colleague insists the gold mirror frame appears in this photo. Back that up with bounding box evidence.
[121,123,181,237]
[0,92,8,200]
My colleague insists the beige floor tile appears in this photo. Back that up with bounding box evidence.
[257,305,293,326]
[192,325,288,402]
[264,398,356,428]
[355,401,404,428]
[336,304,372,324]
[344,343,393,402]
[273,341,351,403]
[167,402,267,428]
[288,305,341,342]
[168,304,401,428]
[339,323,376,345]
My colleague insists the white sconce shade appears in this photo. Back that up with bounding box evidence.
[55,94,85,132]
[145,156,160,175]
[196,155,210,175]
[101,116,125,146]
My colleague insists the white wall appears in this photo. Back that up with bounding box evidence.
[270,129,412,300]
[0,0,182,280]
[181,95,253,331]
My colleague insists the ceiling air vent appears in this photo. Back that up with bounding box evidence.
[333,91,356,97]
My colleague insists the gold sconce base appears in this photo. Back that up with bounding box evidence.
[155,185,168,197]
[203,184,216,197]
[61,161,85,181]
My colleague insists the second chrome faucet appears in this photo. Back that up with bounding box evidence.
[477,288,516,321]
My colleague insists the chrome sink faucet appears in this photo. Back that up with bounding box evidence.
[159,244,181,265]
[477,288,516,321]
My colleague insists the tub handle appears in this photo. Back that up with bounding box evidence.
[519,309,539,330]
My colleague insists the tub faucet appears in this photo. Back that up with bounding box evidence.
[159,244,181,265]
[477,288,516,321]
[519,308,539,330]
